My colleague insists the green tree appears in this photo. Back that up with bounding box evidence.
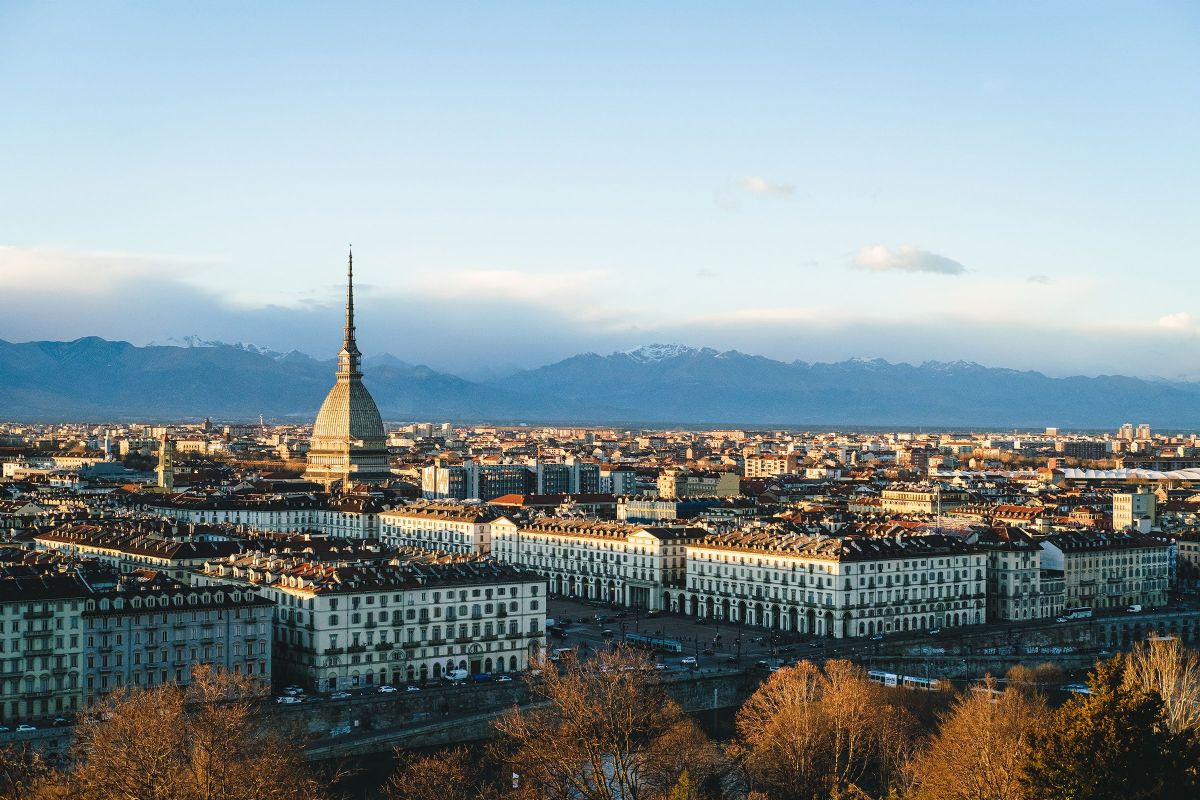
[1023,657,1195,800]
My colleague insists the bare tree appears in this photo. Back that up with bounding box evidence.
[493,648,710,800]
[733,659,916,800]
[1004,662,1064,697]
[1123,637,1200,735]
[66,667,329,800]
[384,746,499,800]
[905,677,1044,800]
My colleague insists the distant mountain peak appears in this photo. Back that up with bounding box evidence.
[919,359,987,372]
[150,336,287,359]
[622,344,712,363]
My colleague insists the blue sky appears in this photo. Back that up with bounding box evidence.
[2,2,1198,378]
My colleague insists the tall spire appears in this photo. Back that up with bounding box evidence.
[344,245,356,350]
[337,246,361,376]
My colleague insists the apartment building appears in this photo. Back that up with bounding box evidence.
[198,554,546,691]
[0,572,88,723]
[378,501,499,555]
[1113,491,1156,531]
[134,493,387,539]
[490,517,706,611]
[743,453,800,479]
[1177,532,1200,590]
[534,461,601,495]
[81,571,274,707]
[972,527,1059,621]
[421,462,536,501]
[34,524,243,584]
[657,467,740,499]
[682,530,987,639]
[1039,530,1170,611]
[880,485,968,515]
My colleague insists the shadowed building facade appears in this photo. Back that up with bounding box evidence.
[304,250,391,490]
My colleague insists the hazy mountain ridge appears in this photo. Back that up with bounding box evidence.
[1,338,1199,426]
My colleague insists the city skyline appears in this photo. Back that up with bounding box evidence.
[3,3,1199,378]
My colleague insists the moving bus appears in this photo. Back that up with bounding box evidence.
[623,632,684,653]
[1064,607,1093,620]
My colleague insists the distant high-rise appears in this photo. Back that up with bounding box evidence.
[303,249,391,490]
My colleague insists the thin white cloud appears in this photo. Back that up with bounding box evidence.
[739,176,795,196]
[852,245,966,276]
[1026,274,1051,284]
[410,268,610,308]
[0,245,223,292]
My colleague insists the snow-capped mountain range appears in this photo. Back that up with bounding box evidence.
[3,337,1200,427]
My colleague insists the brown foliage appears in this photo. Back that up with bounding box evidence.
[0,744,63,800]
[492,647,718,800]
[63,667,328,800]
[1004,663,1063,696]
[905,677,1044,800]
[384,746,498,800]
[733,659,917,800]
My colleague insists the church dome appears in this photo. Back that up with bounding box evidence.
[311,379,385,444]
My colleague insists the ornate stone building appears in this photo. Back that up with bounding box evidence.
[303,250,391,489]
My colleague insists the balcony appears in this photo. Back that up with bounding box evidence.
[23,609,53,620]
[375,643,394,652]
[454,636,472,644]
[323,647,344,656]
[428,637,446,646]
[25,648,53,658]
[346,644,366,654]
[24,689,53,700]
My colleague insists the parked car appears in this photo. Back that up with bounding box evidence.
[681,656,697,667]
[654,663,667,671]
[16,724,36,733]
[870,633,884,641]
[276,696,301,704]
[52,717,69,726]
[406,685,422,692]
[495,674,513,682]
[330,691,351,700]
[472,673,492,683]
[377,685,397,694]
[0,725,9,733]
[928,628,942,636]
[701,647,715,656]
[600,629,615,638]
[1127,604,1143,613]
